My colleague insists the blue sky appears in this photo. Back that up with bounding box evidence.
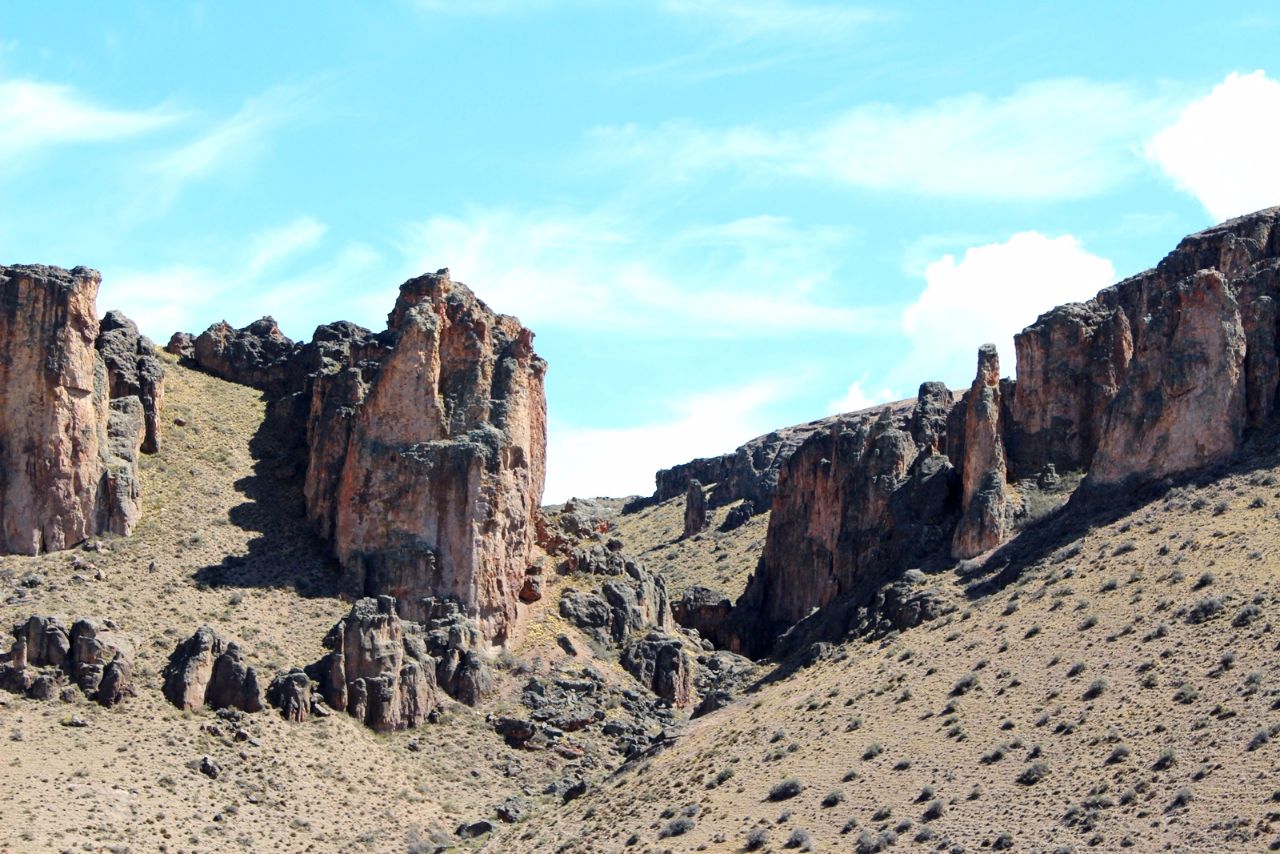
[4,2,1280,501]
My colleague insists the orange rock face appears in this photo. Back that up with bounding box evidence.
[307,271,547,645]
[951,344,1011,559]
[0,265,154,554]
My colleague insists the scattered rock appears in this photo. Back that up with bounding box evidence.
[0,615,135,707]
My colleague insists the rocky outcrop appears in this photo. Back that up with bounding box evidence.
[267,669,316,722]
[1089,269,1248,485]
[96,310,165,453]
[729,393,961,655]
[558,543,672,646]
[620,630,698,709]
[178,272,547,646]
[704,207,1280,659]
[0,265,154,554]
[161,627,264,713]
[951,345,1012,559]
[682,479,708,537]
[190,317,300,395]
[0,615,135,706]
[307,597,439,731]
[672,586,734,648]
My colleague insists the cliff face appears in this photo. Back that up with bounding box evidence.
[724,207,1280,657]
[0,266,159,555]
[181,270,547,646]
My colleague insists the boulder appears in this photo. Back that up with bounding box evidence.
[718,500,755,532]
[620,630,698,708]
[672,586,734,648]
[162,627,263,713]
[164,331,195,359]
[266,669,315,722]
[682,479,708,537]
[308,596,440,731]
[0,265,143,554]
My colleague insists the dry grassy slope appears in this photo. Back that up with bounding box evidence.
[495,463,1280,852]
[610,497,770,602]
[0,358,638,854]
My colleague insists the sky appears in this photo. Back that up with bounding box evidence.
[4,2,1280,502]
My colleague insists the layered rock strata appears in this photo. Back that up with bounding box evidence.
[0,265,160,554]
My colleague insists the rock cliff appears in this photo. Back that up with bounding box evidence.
[716,207,1280,658]
[0,265,160,555]
[178,270,547,645]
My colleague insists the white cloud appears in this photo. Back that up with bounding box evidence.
[1146,70,1280,221]
[593,78,1176,200]
[827,378,897,415]
[545,379,782,502]
[0,78,177,166]
[398,207,888,336]
[898,232,1116,388]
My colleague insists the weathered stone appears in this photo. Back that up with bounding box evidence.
[672,586,734,649]
[718,500,755,533]
[519,574,543,603]
[165,331,194,359]
[1,615,133,706]
[309,596,440,731]
[191,317,299,395]
[0,265,142,553]
[620,630,697,708]
[162,627,262,713]
[266,669,314,722]
[683,479,708,537]
[952,345,1012,559]
[1089,270,1248,486]
[96,310,165,453]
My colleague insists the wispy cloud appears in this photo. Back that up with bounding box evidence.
[0,77,178,168]
[145,84,316,209]
[546,378,785,501]
[592,78,1178,200]
[661,0,883,43]
[1146,70,1280,221]
[245,216,328,277]
[827,377,897,415]
[398,207,888,336]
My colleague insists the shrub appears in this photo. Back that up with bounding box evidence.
[1193,571,1216,589]
[1067,661,1087,678]
[1187,597,1224,624]
[822,789,845,808]
[951,673,978,696]
[1083,679,1108,700]
[1016,760,1049,785]
[1249,729,1270,751]
[1233,604,1262,627]
[1168,787,1193,811]
[922,799,945,821]
[862,742,883,761]
[744,827,769,851]
[785,828,812,850]
[1153,747,1177,770]
[1106,744,1130,764]
[659,817,695,838]
[768,779,803,801]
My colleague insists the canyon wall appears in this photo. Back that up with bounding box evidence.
[0,265,160,555]
[717,207,1280,657]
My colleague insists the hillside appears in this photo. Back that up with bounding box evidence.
[505,434,1280,851]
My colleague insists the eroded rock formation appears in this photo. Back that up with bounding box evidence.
[162,627,264,713]
[178,271,547,645]
[710,207,1280,659]
[951,345,1012,559]
[307,596,440,731]
[620,630,697,709]
[0,615,135,706]
[682,479,708,537]
[0,265,158,555]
